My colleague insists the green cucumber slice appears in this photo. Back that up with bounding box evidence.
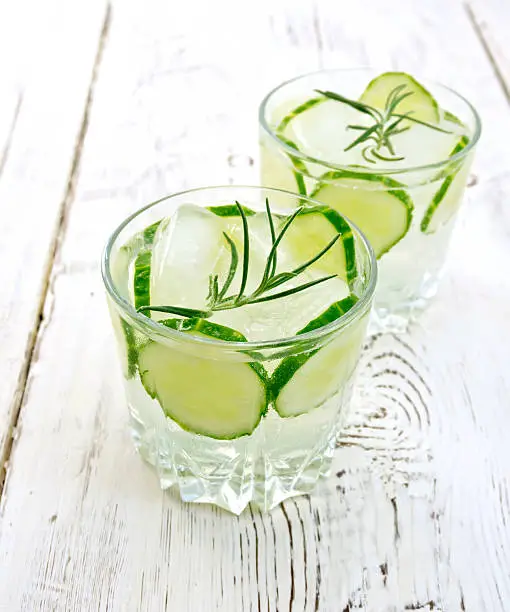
[264,96,328,196]
[160,317,247,341]
[273,93,367,171]
[443,110,463,127]
[109,308,138,380]
[360,72,440,124]
[310,171,413,258]
[208,203,357,284]
[142,220,162,244]
[283,205,357,284]
[111,228,163,379]
[270,295,362,417]
[297,294,358,334]
[119,319,138,379]
[421,135,471,234]
[276,135,309,196]
[260,132,308,198]
[119,219,162,258]
[110,219,163,378]
[109,248,137,378]
[133,251,152,311]
[208,204,256,217]
[138,318,268,439]
[132,220,163,313]
[276,96,326,133]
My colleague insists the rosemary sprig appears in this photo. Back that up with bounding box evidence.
[315,84,452,164]
[137,199,341,320]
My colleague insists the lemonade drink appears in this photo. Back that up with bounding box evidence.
[259,71,480,329]
[102,186,376,514]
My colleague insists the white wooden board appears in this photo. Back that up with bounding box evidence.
[0,0,109,484]
[0,0,508,610]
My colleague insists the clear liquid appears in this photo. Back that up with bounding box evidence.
[108,200,370,513]
[126,368,354,514]
[146,204,352,340]
[260,95,473,331]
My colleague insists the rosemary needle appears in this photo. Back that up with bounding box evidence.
[137,200,342,320]
[315,85,451,164]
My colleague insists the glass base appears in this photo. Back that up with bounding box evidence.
[128,407,341,515]
[369,273,441,334]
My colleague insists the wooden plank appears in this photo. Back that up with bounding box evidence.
[0,0,509,610]
[466,0,510,102]
[0,0,109,483]
[313,2,510,610]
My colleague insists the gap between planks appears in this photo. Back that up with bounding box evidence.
[464,2,510,106]
[0,93,22,181]
[0,4,112,500]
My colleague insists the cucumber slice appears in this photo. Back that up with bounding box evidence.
[142,220,162,244]
[208,204,256,217]
[310,171,413,258]
[111,219,169,377]
[110,242,148,378]
[160,317,248,341]
[138,318,268,439]
[133,251,152,311]
[297,294,358,334]
[275,95,368,170]
[205,207,352,340]
[276,96,326,133]
[283,205,357,284]
[443,110,463,127]
[110,309,138,380]
[270,296,362,417]
[131,220,163,313]
[260,135,309,198]
[421,135,471,234]
[120,319,138,379]
[208,202,356,282]
[360,72,440,124]
[276,135,308,196]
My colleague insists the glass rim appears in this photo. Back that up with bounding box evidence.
[258,67,482,178]
[101,185,377,352]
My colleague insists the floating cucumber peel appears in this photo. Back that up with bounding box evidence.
[121,319,138,379]
[360,72,440,124]
[133,220,162,313]
[443,109,463,126]
[274,99,329,197]
[304,206,356,284]
[276,134,309,196]
[111,221,161,379]
[112,220,162,377]
[120,219,162,256]
[276,96,326,133]
[160,316,247,339]
[138,317,268,439]
[284,205,358,285]
[421,135,471,234]
[310,170,413,258]
[109,308,138,380]
[207,204,256,217]
[133,251,152,311]
[143,220,162,243]
[270,295,359,418]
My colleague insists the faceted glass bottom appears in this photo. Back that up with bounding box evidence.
[128,396,346,515]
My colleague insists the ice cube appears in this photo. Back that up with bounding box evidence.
[150,205,227,314]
